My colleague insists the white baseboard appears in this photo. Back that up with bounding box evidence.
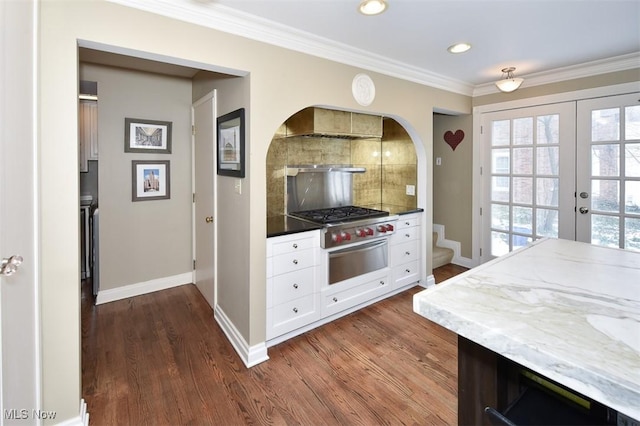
[54,399,89,426]
[214,304,269,368]
[432,224,475,269]
[95,272,192,305]
[420,274,436,288]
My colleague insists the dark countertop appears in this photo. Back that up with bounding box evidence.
[395,208,424,215]
[267,216,323,238]
[375,204,424,216]
[267,207,424,238]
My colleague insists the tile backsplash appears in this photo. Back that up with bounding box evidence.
[266,117,417,217]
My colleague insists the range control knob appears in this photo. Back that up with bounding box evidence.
[377,225,387,233]
[332,233,343,243]
[356,229,367,238]
[365,227,374,236]
[385,224,394,232]
[342,232,351,241]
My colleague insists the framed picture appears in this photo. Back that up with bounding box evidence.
[217,108,245,178]
[125,118,172,154]
[132,160,170,201]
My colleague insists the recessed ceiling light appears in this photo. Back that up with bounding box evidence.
[358,0,387,16]
[447,43,472,54]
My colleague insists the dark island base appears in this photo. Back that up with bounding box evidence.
[457,336,617,426]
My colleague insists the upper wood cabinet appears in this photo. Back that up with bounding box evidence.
[285,107,382,138]
[79,100,98,172]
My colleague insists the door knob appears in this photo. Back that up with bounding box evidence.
[205,216,214,223]
[1,255,23,276]
[579,207,589,214]
[579,192,589,199]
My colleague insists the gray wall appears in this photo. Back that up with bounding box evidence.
[433,114,473,258]
[80,64,193,291]
[193,72,253,340]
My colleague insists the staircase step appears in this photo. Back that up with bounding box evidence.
[432,246,454,269]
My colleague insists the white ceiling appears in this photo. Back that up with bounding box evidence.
[100,0,640,95]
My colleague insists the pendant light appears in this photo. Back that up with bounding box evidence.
[358,0,387,15]
[495,67,524,93]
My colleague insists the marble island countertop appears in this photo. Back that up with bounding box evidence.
[413,238,640,420]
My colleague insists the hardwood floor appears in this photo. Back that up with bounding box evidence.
[433,263,469,283]
[82,265,467,425]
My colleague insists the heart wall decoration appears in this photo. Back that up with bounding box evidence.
[444,129,465,151]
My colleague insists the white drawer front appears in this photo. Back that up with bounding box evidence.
[391,227,418,244]
[393,260,420,288]
[391,240,419,265]
[396,216,418,229]
[272,248,316,276]
[322,275,389,317]
[272,235,317,256]
[271,267,315,306]
[267,294,319,339]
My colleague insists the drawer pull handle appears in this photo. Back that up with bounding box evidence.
[405,234,410,238]
[380,280,385,285]
[333,297,338,302]
[406,269,411,273]
[293,243,298,249]
[293,307,298,313]
[293,283,299,289]
[405,251,410,256]
[405,221,410,225]
[293,259,298,265]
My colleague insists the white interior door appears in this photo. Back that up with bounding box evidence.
[576,93,640,250]
[481,102,576,262]
[192,91,217,307]
[0,0,40,423]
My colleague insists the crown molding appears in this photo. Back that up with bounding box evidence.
[108,0,638,98]
[107,0,475,95]
[473,52,640,97]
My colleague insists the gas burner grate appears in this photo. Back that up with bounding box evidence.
[289,206,388,224]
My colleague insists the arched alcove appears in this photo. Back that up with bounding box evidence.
[266,106,419,218]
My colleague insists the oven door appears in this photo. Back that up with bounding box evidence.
[328,239,388,284]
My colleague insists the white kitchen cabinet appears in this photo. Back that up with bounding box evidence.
[266,231,321,340]
[266,213,424,346]
[390,213,421,289]
[320,269,390,318]
[79,100,98,172]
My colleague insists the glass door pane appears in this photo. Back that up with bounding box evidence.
[576,93,640,251]
[482,103,576,261]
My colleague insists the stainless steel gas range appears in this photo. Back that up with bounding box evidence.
[286,165,398,284]
[288,206,398,248]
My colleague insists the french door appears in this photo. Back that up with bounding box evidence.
[481,103,577,260]
[576,93,640,250]
[481,93,640,262]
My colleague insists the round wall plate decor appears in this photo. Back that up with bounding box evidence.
[352,73,376,106]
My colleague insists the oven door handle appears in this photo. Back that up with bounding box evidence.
[329,239,387,257]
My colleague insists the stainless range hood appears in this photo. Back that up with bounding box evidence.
[284,107,382,139]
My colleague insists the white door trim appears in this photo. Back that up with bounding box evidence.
[472,81,640,266]
[0,0,42,422]
[192,90,217,308]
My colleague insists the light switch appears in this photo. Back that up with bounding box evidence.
[235,179,242,195]
[436,157,442,166]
